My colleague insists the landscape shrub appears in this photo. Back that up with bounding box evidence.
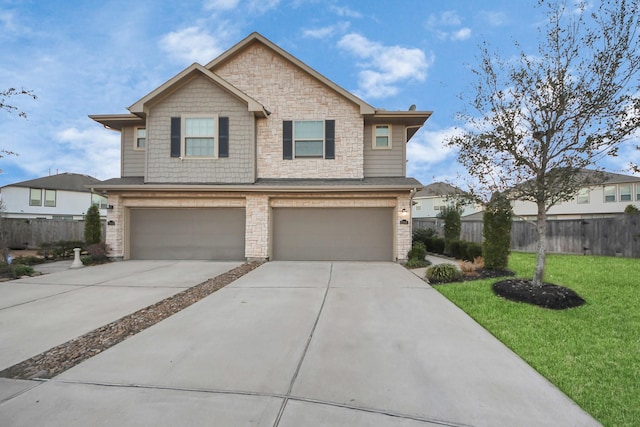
[425,263,462,283]
[413,228,436,247]
[12,264,34,277]
[624,204,639,214]
[84,205,102,244]
[438,206,462,252]
[404,257,432,269]
[465,241,483,261]
[448,240,464,259]
[483,192,512,270]
[407,241,427,261]
[426,237,446,254]
[83,242,111,265]
[38,240,85,259]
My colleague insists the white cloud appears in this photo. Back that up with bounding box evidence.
[54,127,121,179]
[204,0,240,10]
[302,22,350,39]
[451,28,472,41]
[330,5,362,18]
[159,26,228,64]
[480,11,508,26]
[337,33,432,99]
[406,126,461,176]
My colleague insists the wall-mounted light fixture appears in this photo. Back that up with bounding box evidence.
[106,205,114,210]
[400,208,409,224]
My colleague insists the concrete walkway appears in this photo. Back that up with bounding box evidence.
[0,261,601,426]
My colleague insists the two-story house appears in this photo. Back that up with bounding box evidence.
[1,172,107,220]
[412,182,483,219]
[512,170,640,220]
[90,33,431,262]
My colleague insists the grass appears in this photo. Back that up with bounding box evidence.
[434,252,640,427]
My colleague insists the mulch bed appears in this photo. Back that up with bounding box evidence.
[0,261,263,380]
[493,279,586,310]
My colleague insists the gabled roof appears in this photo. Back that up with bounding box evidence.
[206,32,377,115]
[414,182,464,198]
[128,63,269,118]
[2,172,100,192]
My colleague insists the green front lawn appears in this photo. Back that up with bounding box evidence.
[435,252,640,427]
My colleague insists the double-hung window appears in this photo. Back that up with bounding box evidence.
[91,193,108,209]
[577,188,589,204]
[620,184,632,202]
[29,188,42,206]
[282,119,335,160]
[135,127,146,150]
[636,184,640,201]
[184,116,217,158]
[604,185,616,202]
[373,124,391,149]
[294,120,324,158]
[44,189,56,207]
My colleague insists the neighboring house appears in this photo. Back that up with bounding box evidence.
[412,182,483,219]
[0,172,108,220]
[512,170,640,220]
[90,32,431,262]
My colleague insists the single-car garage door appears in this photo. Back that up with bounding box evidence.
[272,207,393,261]
[130,208,245,260]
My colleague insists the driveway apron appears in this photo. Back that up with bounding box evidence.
[0,261,601,426]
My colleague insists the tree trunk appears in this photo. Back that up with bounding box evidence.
[533,201,547,287]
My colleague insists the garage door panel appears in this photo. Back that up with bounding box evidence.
[130,208,245,260]
[273,208,393,261]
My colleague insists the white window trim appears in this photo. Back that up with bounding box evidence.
[181,114,219,159]
[636,183,640,201]
[293,120,325,159]
[577,188,589,204]
[603,185,616,203]
[44,189,56,208]
[29,188,42,206]
[372,124,392,150]
[133,126,146,151]
[619,184,632,202]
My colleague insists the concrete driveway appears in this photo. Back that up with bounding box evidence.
[0,261,600,426]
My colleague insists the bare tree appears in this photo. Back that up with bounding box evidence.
[447,0,640,286]
[1,87,37,159]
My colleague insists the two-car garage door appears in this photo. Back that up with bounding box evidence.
[130,208,245,260]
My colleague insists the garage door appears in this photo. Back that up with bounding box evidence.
[272,207,393,261]
[130,208,245,260]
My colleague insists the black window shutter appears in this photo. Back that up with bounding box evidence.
[170,117,181,158]
[283,120,293,160]
[219,117,229,158]
[325,120,335,159]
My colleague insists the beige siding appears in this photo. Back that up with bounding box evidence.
[363,124,405,177]
[121,126,145,177]
[214,43,364,179]
[146,74,256,183]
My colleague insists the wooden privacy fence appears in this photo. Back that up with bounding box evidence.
[0,218,107,249]
[413,214,640,258]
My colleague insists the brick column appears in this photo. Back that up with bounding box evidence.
[396,193,412,262]
[245,194,270,261]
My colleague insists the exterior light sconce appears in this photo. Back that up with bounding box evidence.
[106,205,114,210]
[400,208,409,225]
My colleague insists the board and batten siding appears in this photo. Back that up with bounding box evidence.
[363,124,406,177]
[121,126,146,177]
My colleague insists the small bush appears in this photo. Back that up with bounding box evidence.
[38,240,85,260]
[84,205,102,244]
[425,263,462,283]
[448,240,463,259]
[84,242,111,264]
[458,260,476,274]
[465,242,483,261]
[483,192,512,270]
[624,204,639,214]
[404,258,432,269]
[426,237,446,254]
[12,255,45,265]
[413,228,436,247]
[407,241,427,261]
[12,264,35,277]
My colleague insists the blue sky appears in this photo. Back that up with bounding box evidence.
[1,0,638,188]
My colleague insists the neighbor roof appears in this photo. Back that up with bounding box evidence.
[2,172,101,192]
[414,182,464,198]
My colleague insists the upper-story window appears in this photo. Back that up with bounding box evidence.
[282,120,335,160]
[44,189,56,207]
[604,185,616,202]
[184,116,217,158]
[636,184,640,201]
[135,127,146,150]
[620,184,632,202]
[577,188,589,204]
[294,121,324,158]
[373,125,392,149]
[29,188,42,206]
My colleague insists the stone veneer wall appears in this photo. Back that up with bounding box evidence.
[213,43,364,179]
[106,191,411,261]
